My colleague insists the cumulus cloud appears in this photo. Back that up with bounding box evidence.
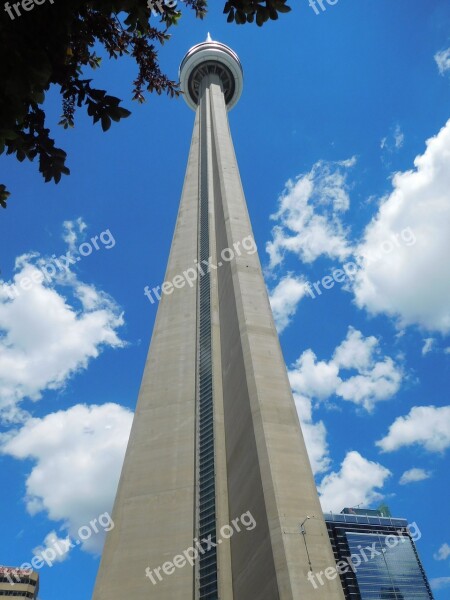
[394,125,405,149]
[422,338,435,355]
[435,48,450,76]
[289,349,341,401]
[333,328,378,371]
[287,327,401,474]
[301,420,330,475]
[266,120,450,335]
[289,355,332,474]
[353,120,450,333]
[381,124,404,153]
[62,218,87,252]
[0,251,124,423]
[1,403,133,554]
[430,577,450,591]
[399,468,432,485]
[266,158,355,269]
[269,274,310,334]
[336,357,402,410]
[434,543,450,561]
[288,327,402,412]
[291,391,331,475]
[33,531,72,564]
[318,451,391,513]
[377,406,450,453]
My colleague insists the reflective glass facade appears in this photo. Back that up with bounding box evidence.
[346,532,431,599]
[325,512,433,600]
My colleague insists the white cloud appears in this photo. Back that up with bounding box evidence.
[292,393,313,423]
[381,124,404,153]
[318,451,391,513]
[336,356,402,411]
[377,406,450,453]
[0,255,124,423]
[422,338,435,355]
[430,577,450,591]
[434,543,450,561]
[289,349,341,400]
[394,124,405,149]
[290,368,332,475]
[266,159,355,268]
[300,418,330,475]
[33,531,72,564]
[1,403,133,554]
[269,274,309,334]
[288,327,401,474]
[353,120,450,333]
[290,349,332,475]
[435,48,450,76]
[292,392,330,475]
[333,328,378,371]
[62,218,87,252]
[399,467,432,485]
[288,327,402,411]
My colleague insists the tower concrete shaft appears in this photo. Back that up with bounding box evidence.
[92,40,345,600]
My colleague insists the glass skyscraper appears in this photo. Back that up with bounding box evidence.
[324,509,434,600]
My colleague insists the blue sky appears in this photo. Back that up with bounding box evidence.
[1,0,450,597]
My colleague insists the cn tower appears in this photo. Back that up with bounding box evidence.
[92,36,345,600]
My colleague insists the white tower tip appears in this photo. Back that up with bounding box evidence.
[179,38,243,111]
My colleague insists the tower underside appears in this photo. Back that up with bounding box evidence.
[93,53,345,600]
